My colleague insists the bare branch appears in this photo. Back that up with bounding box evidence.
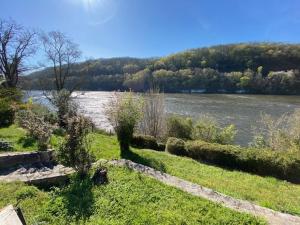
[40,31,82,92]
[0,18,37,87]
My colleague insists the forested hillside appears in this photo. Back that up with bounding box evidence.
[22,43,300,94]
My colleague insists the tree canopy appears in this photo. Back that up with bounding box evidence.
[22,43,300,94]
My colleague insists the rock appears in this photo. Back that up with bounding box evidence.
[28,168,37,173]
[92,168,108,185]
[0,140,13,151]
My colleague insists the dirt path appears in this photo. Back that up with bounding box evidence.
[110,159,300,225]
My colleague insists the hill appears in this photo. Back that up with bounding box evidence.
[21,43,300,94]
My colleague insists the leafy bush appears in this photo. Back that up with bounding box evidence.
[166,137,187,156]
[166,115,193,140]
[185,140,300,183]
[106,92,143,154]
[56,115,95,177]
[0,88,22,127]
[192,115,237,144]
[48,89,75,128]
[157,142,166,151]
[0,99,15,127]
[131,134,159,150]
[30,103,58,125]
[16,109,53,151]
[252,110,300,151]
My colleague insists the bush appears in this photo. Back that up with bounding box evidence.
[185,140,300,183]
[192,115,237,144]
[16,109,53,151]
[166,137,187,156]
[106,92,143,154]
[157,142,166,151]
[0,100,14,127]
[0,88,22,127]
[131,134,159,150]
[138,88,166,138]
[48,89,74,128]
[166,115,193,140]
[252,110,300,151]
[56,115,95,177]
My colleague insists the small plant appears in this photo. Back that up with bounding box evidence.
[166,115,193,140]
[105,92,143,154]
[56,115,95,177]
[16,109,53,151]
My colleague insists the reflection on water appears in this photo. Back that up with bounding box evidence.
[27,91,300,146]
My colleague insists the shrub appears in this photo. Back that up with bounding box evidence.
[252,110,300,151]
[139,88,166,138]
[56,115,95,177]
[131,134,159,150]
[48,89,75,128]
[0,87,22,127]
[166,115,193,140]
[192,115,237,144]
[16,109,53,151]
[185,140,300,183]
[157,142,166,151]
[0,99,14,127]
[166,137,187,156]
[30,103,58,125]
[105,92,143,154]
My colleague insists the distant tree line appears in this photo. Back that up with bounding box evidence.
[21,43,300,94]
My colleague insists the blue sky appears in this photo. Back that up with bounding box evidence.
[1,0,300,59]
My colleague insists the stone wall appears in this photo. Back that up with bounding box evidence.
[0,150,54,170]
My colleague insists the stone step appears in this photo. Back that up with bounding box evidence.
[0,164,74,186]
[0,150,54,170]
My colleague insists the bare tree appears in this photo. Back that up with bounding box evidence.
[139,88,166,138]
[40,31,81,92]
[0,19,36,88]
[40,31,82,128]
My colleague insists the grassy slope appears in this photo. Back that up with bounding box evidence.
[0,166,264,225]
[1,126,300,216]
[90,133,300,216]
[0,125,38,152]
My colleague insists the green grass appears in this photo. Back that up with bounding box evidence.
[88,133,300,216]
[0,166,265,225]
[0,125,38,152]
[1,126,300,216]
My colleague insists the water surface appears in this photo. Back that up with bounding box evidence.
[28,91,300,146]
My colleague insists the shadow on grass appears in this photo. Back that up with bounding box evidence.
[17,136,36,148]
[59,175,95,222]
[121,148,166,173]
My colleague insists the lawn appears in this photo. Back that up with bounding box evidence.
[90,133,300,216]
[1,125,300,216]
[0,125,38,152]
[0,166,265,225]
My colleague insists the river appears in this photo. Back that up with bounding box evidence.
[27,91,300,146]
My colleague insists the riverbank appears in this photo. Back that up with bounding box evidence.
[1,125,300,216]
